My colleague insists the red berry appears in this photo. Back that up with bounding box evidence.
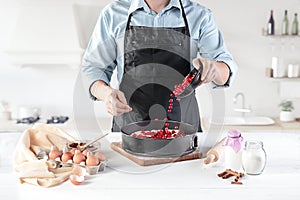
[137,135,145,139]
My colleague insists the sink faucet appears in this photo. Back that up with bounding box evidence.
[233,92,251,117]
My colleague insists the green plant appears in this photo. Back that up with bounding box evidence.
[279,100,294,112]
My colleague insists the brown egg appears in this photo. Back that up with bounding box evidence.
[72,165,86,176]
[69,175,84,185]
[61,152,73,162]
[49,146,62,160]
[95,151,106,161]
[73,150,86,164]
[86,153,100,166]
[70,148,77,155]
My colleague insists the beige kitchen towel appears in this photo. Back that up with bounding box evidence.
[13,123,77,187]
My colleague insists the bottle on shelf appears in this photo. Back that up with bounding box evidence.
[282,10,289,35]
[291,13,299,35]
[267,10,275,35]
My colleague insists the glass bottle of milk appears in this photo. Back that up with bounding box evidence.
[223,130,244,171]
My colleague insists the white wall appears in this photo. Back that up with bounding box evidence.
[0,0,300,121]
[0,0,110,119]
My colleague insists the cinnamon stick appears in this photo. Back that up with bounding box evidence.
[225,169,244,178]
[217,169,244,185]
[231,181,243,185]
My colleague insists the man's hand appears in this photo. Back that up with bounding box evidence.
[193,58,230,86]
[105,89,132,116]
[91,81,132,116]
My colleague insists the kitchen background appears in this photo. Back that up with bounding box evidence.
[0,0,300,124]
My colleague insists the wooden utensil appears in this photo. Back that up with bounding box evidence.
[79,133,109,151]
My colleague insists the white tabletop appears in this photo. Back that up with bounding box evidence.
[1,130,300,200]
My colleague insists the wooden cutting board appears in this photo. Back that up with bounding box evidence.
[110,142,202,166]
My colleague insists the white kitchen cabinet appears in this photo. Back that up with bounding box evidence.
[4,1,106,68]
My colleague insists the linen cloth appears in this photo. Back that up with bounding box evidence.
[13,123,76,187]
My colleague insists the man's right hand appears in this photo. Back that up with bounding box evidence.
[91,81,132,116]
[105,89,132,116]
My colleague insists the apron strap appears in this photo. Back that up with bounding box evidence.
[179,0,190,36]
[126,13,133,31]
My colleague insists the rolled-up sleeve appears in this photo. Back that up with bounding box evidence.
[198,10,238,88]
[81,11,117,99]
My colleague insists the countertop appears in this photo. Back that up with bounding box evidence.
[0,118,112,134]
[202,117,300,132]
[1,130,300,200]
[1,117,300,133]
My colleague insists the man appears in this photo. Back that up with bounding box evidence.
[82,0,237,132]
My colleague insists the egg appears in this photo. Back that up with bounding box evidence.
[95,151,106,161]
[86,153,100,166]
[49,146,62,160]
[73,150,86,164]
[70,148,77,155]
[72,165,86,176]
[61,152,73,162]
[69,175,84,185]
[70,166,86,185]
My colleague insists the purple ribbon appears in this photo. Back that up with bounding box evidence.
[223,130,244,153]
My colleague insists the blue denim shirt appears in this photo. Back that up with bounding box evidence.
[82,0,238,99]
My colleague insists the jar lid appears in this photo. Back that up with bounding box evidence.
[224,130,243,152]
[245,140,263,149]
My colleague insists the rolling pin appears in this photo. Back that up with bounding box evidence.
[203,137,226,165]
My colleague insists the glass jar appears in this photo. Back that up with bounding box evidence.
[242,140,267,175]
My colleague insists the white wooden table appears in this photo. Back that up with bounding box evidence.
[1,130,300,200]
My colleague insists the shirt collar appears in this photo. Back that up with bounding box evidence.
[128,0,147,15]
[128,0,183,16]
[165,0,182,12]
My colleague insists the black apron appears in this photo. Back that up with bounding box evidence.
[112,0,201,132]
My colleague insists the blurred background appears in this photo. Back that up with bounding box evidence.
[0,0,299,129]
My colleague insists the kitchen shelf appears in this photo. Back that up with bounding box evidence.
[262,33,300,38]
[267,77,300,81]
[262,31,300,39]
